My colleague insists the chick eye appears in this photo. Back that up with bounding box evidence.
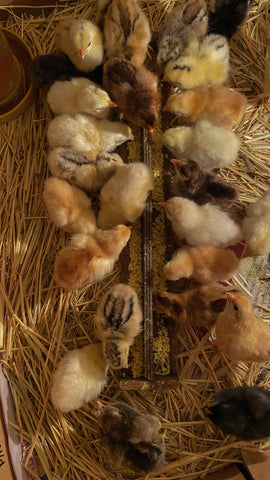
[233,305,238,311]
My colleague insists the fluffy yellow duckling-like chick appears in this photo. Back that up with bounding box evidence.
[161,120,240,169]
[161,197,242,247]
[47,148,123,192]
[54,225,131,289]
[164,86,247,129]
[103,0,151,66]
[95,283,142,369]
[164,34,229,89]
[47,113,133,161]
[216,292,270,362]
[157,0,208,70]
[55,18,103,72]
[162,245,239,283]
[242,190,270,257]
[50,343,108,413]
[43,177,96,235]
[97,163,154,229]
[47,77,117,117]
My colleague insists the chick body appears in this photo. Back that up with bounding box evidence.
[162,245,239,283]
[55,19,103,72]
[162,197,241,247]
[98,402,165,474]
[242,190,270,257]
[164,86,247,128]
[162,120,240,169]
[47,77,116,118]
[54,225,131,289]
[50,343,108,412]
[98,163,153,229]
[43,177,96,235]
[47,148,123,192]
[216,292,270,362]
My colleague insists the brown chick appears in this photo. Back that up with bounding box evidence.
[154,284,239,327]
[103,58,161,133]
[162,245,239,283]
[43,177,97,235]
[97,401,165,474]
[103,0,151,66]
[168,158,237,208]
[215,292,270,362]
[54,225,131,289]
[163,86,247,129]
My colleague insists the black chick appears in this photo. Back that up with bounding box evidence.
[98,402,165,474]
[208,0,252,40]
[167,158,237,208]
[30,52,103,89]
[208,386,270,440]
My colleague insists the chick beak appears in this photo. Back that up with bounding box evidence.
[147,127,154,135]
[162,104,168,112]
[129,133,134,140]
[97,400,104,409]
[159,201,167,209]
[108,100,118,108]
[80,48,86,60]
[225,292,235,303]
[170,158,181,166]
[126,225,133,231]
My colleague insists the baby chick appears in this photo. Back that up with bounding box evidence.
[30,52,80,89]
[103,0,151,66]
[216,292,270,362]
[162,245,239,283]
[208,386,270,440]
[163,34,229,89]
[157,0,208,70]
[163,86,247,129]
[47,113,133,161]
[95,284,142,368]
[103,58,161,133]
[47,77,117,117]
[242,190,270,257]
[161,120,240,169]
[168,158,237,208]
[55,18,103,72]
[208,0,251,39]
[97,402,165,474]
[154,284,237,327]
[50,343,108,413]
[54,225,131,289]
[161,197,242,247]
[97,163,154,229]
[47,148,123,193]
[43,177,97,235]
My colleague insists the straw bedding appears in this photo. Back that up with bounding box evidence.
[0,1,270,479]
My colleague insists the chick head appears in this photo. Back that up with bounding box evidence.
[224,292,254,323]
[70,19,98,59]
[83,84,116,114]
[96,152,123,173]
[164,56,197,87]
[162,126,192,155]
[160,196,194,223]
[96,225,131,255]
[171,158,205,190]
[128,89,160,133]
[97,402,131,440]
[103,338,131,369]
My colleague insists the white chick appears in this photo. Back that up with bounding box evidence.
[50,343,108,413]
[47,113,133,161]
[161,197,242,247]
[242,190,270,257]
[97,163,153,229]
[161,120,240,169]
[47,148,123,193]
[55,18,103,72]
[47,77,117,118]
[43,177,96,235]
[95,283,143,369]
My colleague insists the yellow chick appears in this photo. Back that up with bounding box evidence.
[47,77,117,117]
[163,86,247,129]
[103,0,151,66]
[163,34,229,89]
[47,113,133,161]
[43,177,97,235]
[162,245,239,283]
[54,225,131,289]
[242,190,270,257]
[160,197,242,247]
[215,292,270,362]
[97,163,154,229]
[161,120,240,169]
[47,148,123,192]
[55,18,103,72]
[95,283,142,369]
[157,0,208,70]
[50,343,108,412]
